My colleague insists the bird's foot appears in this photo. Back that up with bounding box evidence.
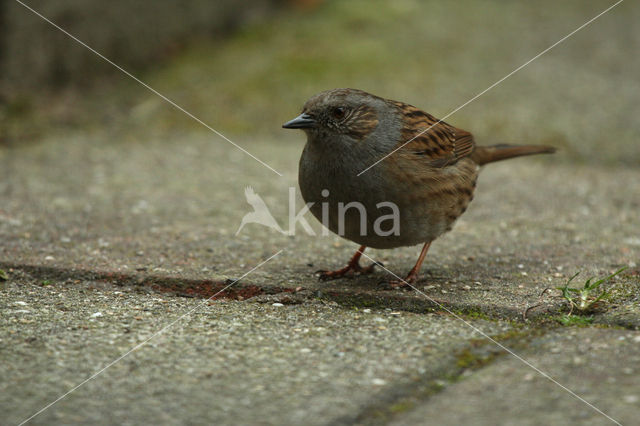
[382,272,419,290]
[316,261,380,281]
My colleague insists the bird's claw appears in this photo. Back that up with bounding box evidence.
[315,261,381,281]
[380,273,418,290]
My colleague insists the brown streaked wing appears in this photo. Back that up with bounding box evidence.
[392,101,475,168]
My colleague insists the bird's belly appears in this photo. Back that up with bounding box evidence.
[300,170,456,250]
[299,149,478,249]
[305,196,453,249]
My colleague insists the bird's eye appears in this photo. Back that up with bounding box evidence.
[332,107,346,120]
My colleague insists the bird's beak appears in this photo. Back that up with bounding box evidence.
[282,113,316,129]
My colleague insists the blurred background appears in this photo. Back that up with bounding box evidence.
[1,0,638,164]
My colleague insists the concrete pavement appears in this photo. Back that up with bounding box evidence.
[1,132,639,425]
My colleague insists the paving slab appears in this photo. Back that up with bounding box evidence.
[0,275,511,425]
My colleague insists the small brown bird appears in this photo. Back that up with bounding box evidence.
[283,88,555,285]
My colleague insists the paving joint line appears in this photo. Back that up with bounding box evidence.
[336,326,549,425]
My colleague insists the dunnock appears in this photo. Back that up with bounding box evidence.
[283,88,555,285]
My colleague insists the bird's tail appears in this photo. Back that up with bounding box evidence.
[471,144,556,166]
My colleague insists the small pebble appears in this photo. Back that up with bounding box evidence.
[272,303,284,307]
[372,378,386,386]
[44,256,55,261]
[91,312,103,318]
[300,348,311,354]
[624,395,639,404]
[623,237,640,246]
[362,309,371,313]
[15,301,27,306]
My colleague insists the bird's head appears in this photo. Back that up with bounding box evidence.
[282,88,382,144]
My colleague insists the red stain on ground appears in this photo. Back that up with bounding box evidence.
[1,263,299,302]
[150,280,267,300]
[96,271,295,301]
